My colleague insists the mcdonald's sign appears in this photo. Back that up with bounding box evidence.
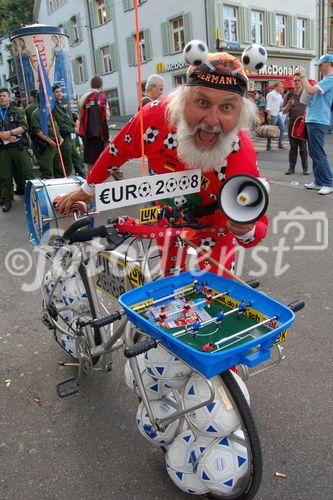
[156,62,166,73]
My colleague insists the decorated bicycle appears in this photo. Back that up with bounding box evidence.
[25,37,304,500]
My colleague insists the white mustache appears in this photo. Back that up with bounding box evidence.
[192,123,223,135]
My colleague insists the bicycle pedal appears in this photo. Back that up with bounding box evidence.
[56,377,80,398]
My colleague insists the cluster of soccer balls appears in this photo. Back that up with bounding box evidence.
[43,264,92,358]
[183,39,267,72]
[125,344,250,495]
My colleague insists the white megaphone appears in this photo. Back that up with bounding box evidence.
[219,174,270,224]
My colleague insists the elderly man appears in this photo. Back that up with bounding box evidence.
[298,55,333,195]
[140,74,164,107]
[57,52,268,276]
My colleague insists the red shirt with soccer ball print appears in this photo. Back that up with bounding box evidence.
[85,97,268,275]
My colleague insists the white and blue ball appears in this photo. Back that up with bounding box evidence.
[124,356,172,400]
[183,39,208,66]
[144,345,192,389]
[241,43,267,71]
[183,374,240,437]
[166,430,209,495]
[136,399,179,446]
[196,435,249,496]
[61,275,89,313]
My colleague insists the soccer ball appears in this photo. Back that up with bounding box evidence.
[136,399,179,446]
[43,270,61,299]
[55,332,77,358]
[144,345,192,389]
[138,182,151,198]
[174,195,187,208]
[183,39,209,66]
[166,430,209,495]
[124,356,172,400]
[200,237,216,249]
[183,374,240,437]
[196,435,248,496]
[241,43,267,72]
[143,126,159,143]
[166,177,177,193]
[109,143,118,156]
[163,132,178,150]
[61,275,89,313]
[178,175,190,191]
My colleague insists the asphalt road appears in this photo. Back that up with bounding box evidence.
[0,139,332,500]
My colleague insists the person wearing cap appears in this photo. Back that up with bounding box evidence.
[298,54,333,195]
[0,87,33,212]
[56,52,268,276]
[51,83,75,175]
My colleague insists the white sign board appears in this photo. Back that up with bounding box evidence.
[95,170,201,212]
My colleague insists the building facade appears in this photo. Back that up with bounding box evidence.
[0,0,319,114]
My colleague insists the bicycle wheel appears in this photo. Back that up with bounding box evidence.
[205,370,262,500]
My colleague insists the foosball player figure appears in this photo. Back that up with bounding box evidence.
[202,342,214,352]
[205,289,213,308]
[237,301,250,319]
[158,306,167,324]
[191,320,201,339]
[194,280,203,294]
[182,299,192,316]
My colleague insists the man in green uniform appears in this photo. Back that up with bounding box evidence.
[0,87,33,212]
[31,105,64,179]
[25,89,40,157]
[52,83,75,176]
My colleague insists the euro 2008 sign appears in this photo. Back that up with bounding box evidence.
[95,170,201,212]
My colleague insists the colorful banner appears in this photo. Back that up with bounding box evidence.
[11,25,75,100]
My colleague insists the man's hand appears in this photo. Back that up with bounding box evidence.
[226,220,254,236]
[56,188,92,215]
[48,139,57,148]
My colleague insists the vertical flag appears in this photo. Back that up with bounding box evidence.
[35,49,56,136]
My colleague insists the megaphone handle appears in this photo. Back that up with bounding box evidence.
[180,237,250,287]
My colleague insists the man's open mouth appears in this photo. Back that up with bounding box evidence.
[197,129,219,145]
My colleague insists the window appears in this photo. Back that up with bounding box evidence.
[132,31,147,62]
[2,75,6,86]
[100,45,112,73]
[296,18,306,49]
[104,88,120,116]
[276,15,286,47]
[223,6,238,42]
[0,52,3,65]
[251,11,263,44]
[126,30,152,66]
[123,0,147,10]
[88,0,111,27]
[97,0,107,25]
[48,0,67,13]
[71,16,80,44]
[96,44,117,74]
[73,56,87,84]
[173,74,187,86]
[170,16,185,53]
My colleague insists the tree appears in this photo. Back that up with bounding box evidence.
[0,0,34,39]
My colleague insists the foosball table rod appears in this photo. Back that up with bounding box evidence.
[172,301,252,338]
[208,314,278,352]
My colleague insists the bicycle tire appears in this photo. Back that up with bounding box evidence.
[206,370,262,500]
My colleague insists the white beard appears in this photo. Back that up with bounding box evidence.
[176,116,239,173]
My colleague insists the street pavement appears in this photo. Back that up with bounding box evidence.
[0,136,332,500]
